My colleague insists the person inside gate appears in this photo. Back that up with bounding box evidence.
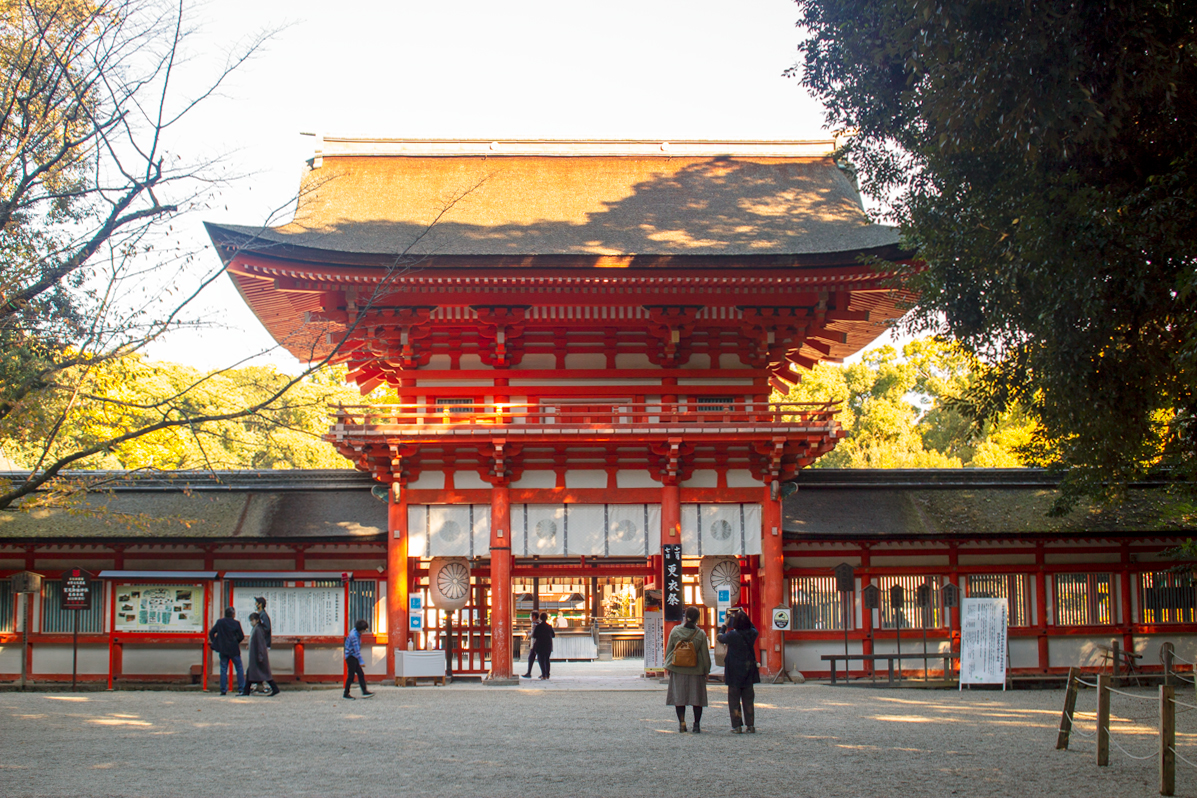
[530,611,555,679]
[665,606,712,734]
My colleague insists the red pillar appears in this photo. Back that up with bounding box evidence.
[387,489,409,681]
[760,485,784,677]
[489,485,513,679]
[1035,543,1049,672]
[661,482,681,652]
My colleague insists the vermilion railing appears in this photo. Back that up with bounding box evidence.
[328,401,840,433]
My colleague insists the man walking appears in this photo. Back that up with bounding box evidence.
[343,619,375,700]
[208,607,245,695]
[531,611,555,679]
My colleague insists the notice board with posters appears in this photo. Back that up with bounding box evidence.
[959,597,1008,688]
[233,587,343,637]
[114,585,205,633]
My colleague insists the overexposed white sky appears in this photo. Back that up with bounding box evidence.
[153,0,902,371]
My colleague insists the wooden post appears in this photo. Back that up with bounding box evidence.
[1057,667,1079,750]
[1097,673,1111,766]
[1112,638,1122,687]
[489,485,513,679]
[1163,642,1174,688]
[1160,684,1176,797]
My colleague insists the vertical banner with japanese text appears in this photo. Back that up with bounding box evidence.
[663,544,683,622]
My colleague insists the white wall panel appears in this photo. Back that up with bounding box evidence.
[566,505,605,555]
[472,505,492,557]
[700,504,740,556]
[616,470,658,488]
[565,470,607,489]
[726,469,763,488]
[407,505,428,557]
[526,505,566,556]
[407,471,445,490]
[608,505,651,556]
[428,505,471,557]
[744,504,762,555]
[680,505,699,552]
[510,470,556,489]
[680,469,718,488]
[453,471,489,490]
[646,505,662,555]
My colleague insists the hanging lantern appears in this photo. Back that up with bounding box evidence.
[699,556,742,607]
[428,557,471,611]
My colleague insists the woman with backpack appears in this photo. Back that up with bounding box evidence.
[664,606,712,733]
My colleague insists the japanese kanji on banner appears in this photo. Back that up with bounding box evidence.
[662,544,684,622]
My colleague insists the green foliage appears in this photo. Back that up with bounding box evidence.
[777,338,1037,469]
[793,0,1197,504]
[0,356,358,471]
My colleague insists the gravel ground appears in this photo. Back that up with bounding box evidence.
[1,681,1193,797]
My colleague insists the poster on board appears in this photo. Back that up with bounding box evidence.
[114,585,205,633]
[233,587,344,637]
[644,610,664,670]
[959,597,1008,688]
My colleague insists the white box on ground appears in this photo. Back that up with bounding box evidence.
[395,650,445,678]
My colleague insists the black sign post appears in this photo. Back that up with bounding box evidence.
[834,563,855,669]
[62,567,94,692]
[915,583,931,682]
[890,584,905,675]
[662,544,683,623]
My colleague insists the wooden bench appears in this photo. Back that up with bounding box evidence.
[821,652,960,686]
[396,675,447,687]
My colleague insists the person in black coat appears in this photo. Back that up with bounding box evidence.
[530,611,555,679]
[208,607,245,695]
[718,610,760,733]
[238,612,279,697]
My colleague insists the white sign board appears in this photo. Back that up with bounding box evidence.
[409,595,424,631]
[114,585,205,633]
[959,597,1008,688]
[644,610,664,670]
[716,587,732,626]
[771,606,792,632]
[234,587,344,637]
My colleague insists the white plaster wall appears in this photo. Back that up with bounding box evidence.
[870,555,951,567]
[114,559,204,571]
[564,353,606,369]
[786,556,866,568]
[1134,635,1197,666]
[870,639,953,656]
[681,354,711,369]
[32,644,108,674]
[1009,637,1039,669]
[680,470,718,488]
[1045,552,1122,564]
[519,354,556,369]
[958,553,1037,566]
[615,353,655,369]
[0,644,22,673]
[426,355,451,369]
[510,470,556,488]
[306,559,385,572]
[1048,636,1116,668]
[565,470,607,488]
[678,377,754,385]
[458,354,490,369]
[453,471,489,489]
[122,644,206,675]
[407,471,445,490]
[302,645,344,675]
[788,640,864,674]
[364,644,388,675]
[726,470,762,488]
[617,470,658,488]
[719,353,750,369]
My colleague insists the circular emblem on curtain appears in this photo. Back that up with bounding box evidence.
[437,519,464,544]
[709,519,734,541]
[699,556,742,607]
[610,519,637,542]
[535,519,558,542]
[428,557,471,611]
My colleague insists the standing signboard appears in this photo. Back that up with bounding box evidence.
[409,595,424,632]
[959,597,1008,689]
[662,544,683,623]
[62,567,94,691]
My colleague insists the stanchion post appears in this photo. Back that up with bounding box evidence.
[1097,673,1111,766]
[1057,667,1079,750]
[1160,684,1175,797]
[1112,639,1122,688]
[1164,643,1174,688]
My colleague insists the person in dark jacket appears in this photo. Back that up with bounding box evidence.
[208,607,245,695]
[238,612,279,697]
[718,610,760,733]
[530,611,555,679]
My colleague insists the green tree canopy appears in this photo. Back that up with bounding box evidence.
[793,0,1197,505]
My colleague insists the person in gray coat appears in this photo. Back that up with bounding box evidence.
[238,612,279,697]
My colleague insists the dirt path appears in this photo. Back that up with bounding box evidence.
[0,683,1188,797]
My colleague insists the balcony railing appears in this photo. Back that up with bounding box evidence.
[328,401,840,438]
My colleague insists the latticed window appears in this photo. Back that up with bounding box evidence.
[435,397,474,414]
[696,397,734,413]
[0,579,12,633]
[349,581,377,629]
[790,576,851,630]
[967,574,1032,627]
[1054,573,1113,626]
[1139,571,1197,624]
[42,580,102,633]
[876,575,945,629]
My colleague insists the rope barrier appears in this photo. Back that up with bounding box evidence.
[1063,711,1098,738]
[1171,747,1197,771]
[1108,734,1157,761]
[1172,652,1197,666]
[1173,673,1197,684]
[1173,699,1197,712]
[1077,678,1098,688]
[1107,686,1158,701]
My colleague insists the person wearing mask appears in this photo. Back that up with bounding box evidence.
[530,611,555,679]
[718,610,760,733]
[208,607,245,696]
[238,612,279,697]
[343,619,375,699]
[665,606,712,733]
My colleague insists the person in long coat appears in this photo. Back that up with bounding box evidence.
[718,610,760,732]
[238,612,279,697]
[665,606,712,733]
[530,611,555,679]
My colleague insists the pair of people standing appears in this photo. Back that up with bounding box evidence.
[521,612,555,679]
[664,606,760,734]
[206,597,277,696]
